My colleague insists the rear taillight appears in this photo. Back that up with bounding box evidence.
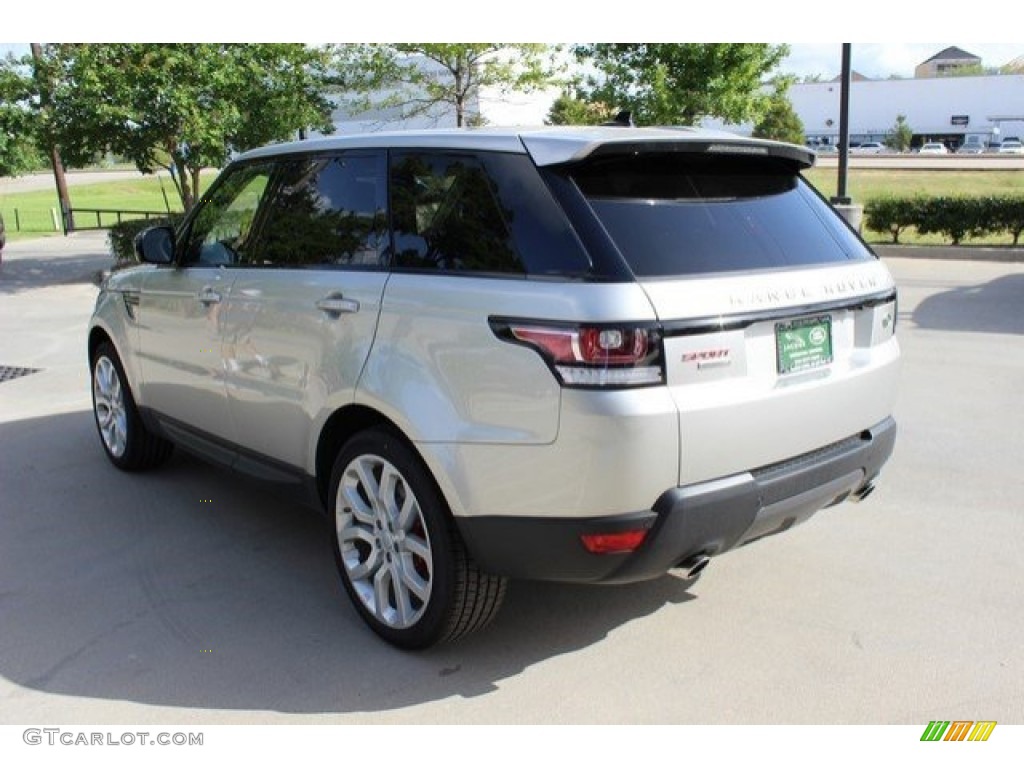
[491,320,664,388]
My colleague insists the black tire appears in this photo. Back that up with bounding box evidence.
[90,341,173,471]
[329,428,506,649]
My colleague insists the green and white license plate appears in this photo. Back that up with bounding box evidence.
[776,315,833,374]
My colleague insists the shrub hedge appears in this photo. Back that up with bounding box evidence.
[107,215,183,266]
[864,195,1024,245]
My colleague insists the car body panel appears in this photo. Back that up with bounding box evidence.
[134,265,238,442]
[357,275,658,448]
[223,268,389,470]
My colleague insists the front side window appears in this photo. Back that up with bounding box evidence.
[183,162,275,266]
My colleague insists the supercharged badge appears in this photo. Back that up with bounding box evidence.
[682,348,732,369]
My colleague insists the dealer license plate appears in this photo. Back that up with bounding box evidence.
[776,315,833,374]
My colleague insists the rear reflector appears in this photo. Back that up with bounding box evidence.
[580,530,648,554]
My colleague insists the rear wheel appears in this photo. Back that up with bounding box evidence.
[329,428,506,649]
[91,342,173,471]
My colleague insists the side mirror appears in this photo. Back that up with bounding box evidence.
[135,226,176,265]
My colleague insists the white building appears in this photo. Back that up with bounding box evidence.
[791,74,1024,148]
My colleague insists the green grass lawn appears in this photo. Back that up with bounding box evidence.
[803,168,1024,201]
[3,167,1022,246]
[0,174,215,235]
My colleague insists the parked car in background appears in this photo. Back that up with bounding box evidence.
[852,142,887,154]
[814,144,839,155]
[997,139,1024,154]
[88,127,901,649]
[919,142,949,155]
[956,142,985,155]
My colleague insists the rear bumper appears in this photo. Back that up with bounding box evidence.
[456,417,896,584]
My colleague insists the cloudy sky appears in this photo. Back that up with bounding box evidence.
[4,41,1021,83]
[783,43,1023,80]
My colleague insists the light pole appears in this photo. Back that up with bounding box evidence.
[830,43,863,233]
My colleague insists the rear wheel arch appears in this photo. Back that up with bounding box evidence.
[315,405,409,508]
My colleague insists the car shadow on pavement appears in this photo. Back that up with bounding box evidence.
[910,274,1024,335]
[0,253,110,296]
[0,410,696,716]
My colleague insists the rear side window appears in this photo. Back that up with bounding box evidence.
[569,153,873,277]
[258,152,387,268]
[390,152,523,274]
[390,151,591,277]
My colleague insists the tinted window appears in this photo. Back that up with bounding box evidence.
[184,162,275,266]
[390,152,523,274]
[570,153,873,277]
[257,152,387,268]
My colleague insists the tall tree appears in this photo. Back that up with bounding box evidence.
[37,44,334,210]
[331,44,562,128]
[545,89,614,126]
[0,54,45,177]
[575,44,789,126]
[753,78,805,144]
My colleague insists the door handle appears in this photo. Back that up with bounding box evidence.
[198,287,222,305]
[316,294,360,317]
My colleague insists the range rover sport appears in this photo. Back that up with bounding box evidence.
[88,127,900,648]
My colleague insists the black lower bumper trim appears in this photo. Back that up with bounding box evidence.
[456,417,897,584]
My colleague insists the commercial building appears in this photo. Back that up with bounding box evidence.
[792,74,1024,149]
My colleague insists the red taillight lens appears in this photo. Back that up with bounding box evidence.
[578,327,648,364]
[580,530,648,554]
[500,322,664,388]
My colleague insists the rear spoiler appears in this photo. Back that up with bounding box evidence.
[523,134,815,171]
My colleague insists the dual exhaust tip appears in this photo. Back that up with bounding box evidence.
[849,482,876,504]
[676,553,711,580]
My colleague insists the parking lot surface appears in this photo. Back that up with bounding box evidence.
[1,234,1022,724]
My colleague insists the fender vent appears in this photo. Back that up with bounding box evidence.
[0,366,41,383]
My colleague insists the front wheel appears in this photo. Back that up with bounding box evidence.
[91,342,173,471]
[329,428,506,649]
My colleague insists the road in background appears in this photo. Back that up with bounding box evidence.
[1,236,1022,724]
[0,169,174,196]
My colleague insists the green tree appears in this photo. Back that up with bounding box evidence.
[331,44,562,128]
[37,44,334,210]
[0,54,45,176]
[753,79,804,144]
[884,114,913,152]
[574,43,789,126]
[545,89,614,126]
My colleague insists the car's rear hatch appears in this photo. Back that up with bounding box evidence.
[526,132,900,486]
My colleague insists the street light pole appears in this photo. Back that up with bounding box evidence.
[30,43,74,235]
[833,43,852,206]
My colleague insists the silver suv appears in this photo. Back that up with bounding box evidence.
[88,127,900,648]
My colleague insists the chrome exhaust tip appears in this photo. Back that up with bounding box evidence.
[849,482,876,503]
[676,553,711,580]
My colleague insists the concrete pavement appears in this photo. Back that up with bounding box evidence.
[0,231,110,420]
[1,235,1022,725]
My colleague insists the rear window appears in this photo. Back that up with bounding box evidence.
[570,153,873,278]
